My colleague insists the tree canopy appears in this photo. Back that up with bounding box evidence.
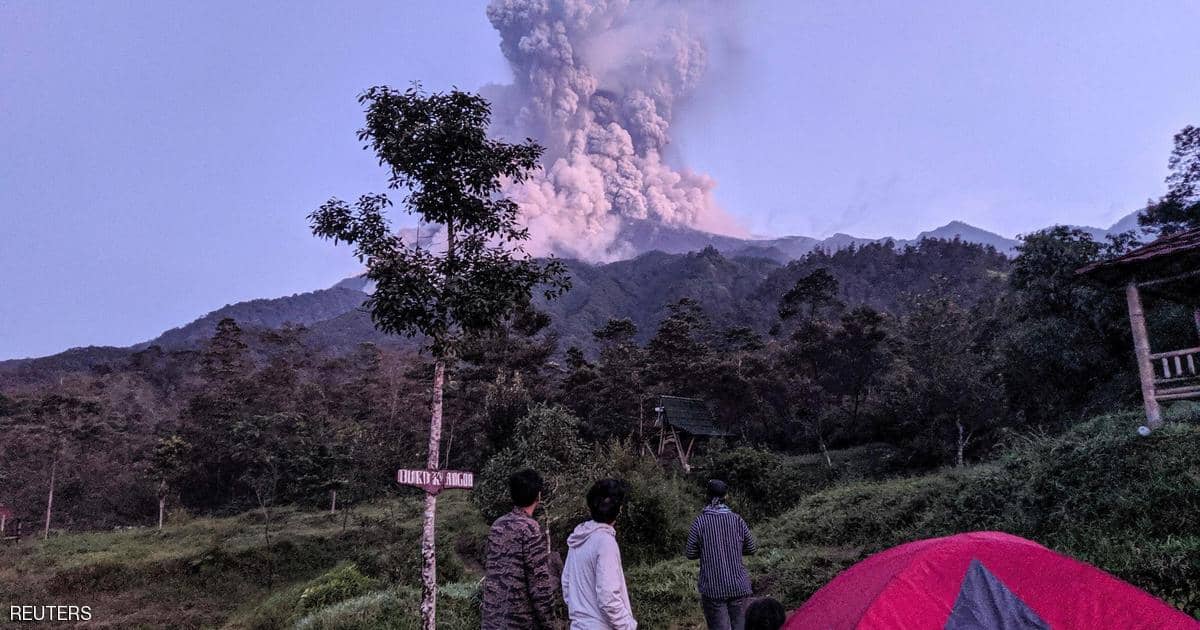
[1140,125,1200,236]
[309,85,570,356]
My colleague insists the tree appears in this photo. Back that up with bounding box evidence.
[1140,125,1200,236]
[229,413,292,549]
[884,287,1005,467]
[997,228,1131,426]
[569,318,646,441]
[202,318,250,385]
[779,268,841,321]
[823,306,890,428]
[474,405,598,544]
[149,435,190,530]
[308,84,569,629]
[646,298,712,394]
[31,395,102,539]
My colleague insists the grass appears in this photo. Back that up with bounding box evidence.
[2,406,1197,627]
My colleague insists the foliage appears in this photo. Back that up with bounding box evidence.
[474,405,600,541]
[995,227,1136,427]
[693,446,826,522]
[299,563,380,612]
[599,443,700,565]
[881,284,1007,466]
[763,409,1200,615]
[1140,124,1200,235]
[308,85,569,356]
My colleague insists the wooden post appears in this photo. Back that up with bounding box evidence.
[419,359,445,630]
[1193,307,1200,341]
[673,428,691,472]
[329,489,337,515]
[1126,283,1163,429]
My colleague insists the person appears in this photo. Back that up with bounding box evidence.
[744,597,786,630]
[561,479,637,629]
[481,469,560,630]
[685,479,758,630]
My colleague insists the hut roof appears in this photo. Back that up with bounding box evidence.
[1077,227,1200,301]
[654,395,730,437]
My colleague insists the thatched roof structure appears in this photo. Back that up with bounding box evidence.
[1077,228,1200,302]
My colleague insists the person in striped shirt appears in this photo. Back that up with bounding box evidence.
[685,479,758,630]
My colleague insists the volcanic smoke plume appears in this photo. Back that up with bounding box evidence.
[484,0,741,260]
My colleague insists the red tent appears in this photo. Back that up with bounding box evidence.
[783,531,1197,630]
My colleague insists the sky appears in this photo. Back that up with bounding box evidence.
[1,1,1198,360]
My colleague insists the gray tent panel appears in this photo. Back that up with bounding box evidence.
[944,559,1051,630]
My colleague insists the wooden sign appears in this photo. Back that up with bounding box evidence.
[397,469,474,495]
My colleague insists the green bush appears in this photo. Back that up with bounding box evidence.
[299,563,379,612]
[694,446,825,521]
[294,583,481,630]
[474,404,602,544]
[760,411,1200,616]
[694,443,904,522]
[603,442,701,565]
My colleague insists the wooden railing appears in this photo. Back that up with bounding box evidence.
[1152,346,1200,401]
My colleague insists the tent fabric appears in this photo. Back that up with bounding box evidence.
[782,531,1198,630]
[943,559,1049,630]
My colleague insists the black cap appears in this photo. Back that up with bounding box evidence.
[706,479,728,499]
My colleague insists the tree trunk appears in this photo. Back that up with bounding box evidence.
[633,396,643,453]
[44,458,57,540]
[329,489,337,514]
[955,419,966,468]
[261,502,271,546]
[157,479,167,530]
[419,358,445,630]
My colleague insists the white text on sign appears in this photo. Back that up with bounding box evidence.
[396,469,474,494]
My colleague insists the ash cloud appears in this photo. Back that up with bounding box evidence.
[484,0,742,260]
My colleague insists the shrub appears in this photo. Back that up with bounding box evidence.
[695,445,831,522]
[602,442,700,565]
[760,411,1200,616]
[474,404,602,545]
[299,563,379,612]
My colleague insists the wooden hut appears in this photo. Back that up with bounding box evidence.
[1077,227,1200,430]
[654,395,731,471]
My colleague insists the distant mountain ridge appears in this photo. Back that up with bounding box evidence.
[624,220,991,260]
[614,211,1145,261]
[0,212,1145,371]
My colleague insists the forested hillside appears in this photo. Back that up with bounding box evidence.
[3,229,1192,533]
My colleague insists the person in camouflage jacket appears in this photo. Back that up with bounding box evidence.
[481,469,560,629]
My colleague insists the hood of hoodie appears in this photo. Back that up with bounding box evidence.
[567,520,615,549]
[702,501,732,516]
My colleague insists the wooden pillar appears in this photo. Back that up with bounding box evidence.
[1126,283,1163,429]
[673,428,691,472]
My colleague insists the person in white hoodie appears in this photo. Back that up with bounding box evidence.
[561,479,637,629]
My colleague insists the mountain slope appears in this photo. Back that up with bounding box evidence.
[3,213,1139,371]
[137,287,369,351]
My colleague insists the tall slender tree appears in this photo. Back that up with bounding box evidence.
[309,85,568,629]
